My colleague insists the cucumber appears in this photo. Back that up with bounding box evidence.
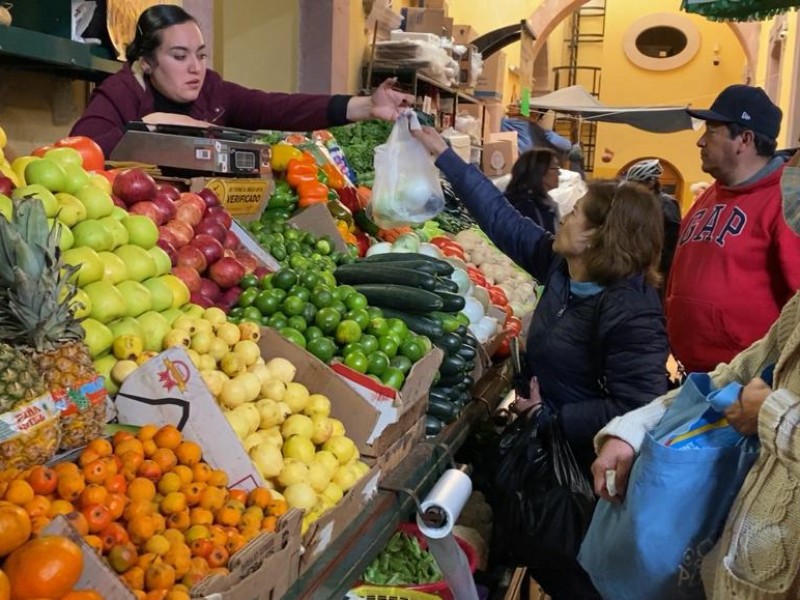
[434,277,459,293]
[428,388,452,404]
[433,290,466,313]
[457,344,477,361]
[430,386,459,400]
[356,259,440,276]
[425,415,445,436]
[360,253,454,275]
[455,324,469,337]
[428,397,459,423]
[434,332,463,356]
[437,372,468,387]
[378,308,444,339]
[334,265,437,291]
[439,354,467,376]
[352,284,444,313]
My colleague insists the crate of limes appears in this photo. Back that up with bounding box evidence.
[228,267,431,391]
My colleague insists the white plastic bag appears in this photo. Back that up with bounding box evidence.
[369,112,445,228]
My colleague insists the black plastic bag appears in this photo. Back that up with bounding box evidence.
[490,407,596,571]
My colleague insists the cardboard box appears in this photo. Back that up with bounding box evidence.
[403,7,447,36]
[416,0,449,10]
[43,516,136,598]
[114,347,265,491]
[443,16,454,38]
[190,176,272,223]
[453,24,481,45]
[288,202,349,254]
[192,510,302,599]
[229,221,282,272]
[483,102,506,137]
[376,416,425,477]
[489,131,520,165]
[476,51,507,102]
[482,140,514,177]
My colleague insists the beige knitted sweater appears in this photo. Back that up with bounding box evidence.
[596,291,800,599]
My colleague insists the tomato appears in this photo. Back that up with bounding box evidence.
[31,144,54,158]
[55,135,105,171]
[335,320,362,344]
[506,316,522,335]
[344,350,369,373]
[494,337,511,359]
[440,246,466,260]
[488,286,509,307]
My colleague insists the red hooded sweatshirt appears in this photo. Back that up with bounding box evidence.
[665,164,800,373]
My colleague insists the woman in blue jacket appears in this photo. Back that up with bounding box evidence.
[414,127,669,600]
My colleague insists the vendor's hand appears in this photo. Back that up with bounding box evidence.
[142,113,212,128]
[724,377,772,436]
[511,376,542,415]
[411,126,448,158]
[369,78,415,121]
[591,437,635,503]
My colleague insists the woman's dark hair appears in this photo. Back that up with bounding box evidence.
[506,148,558,200]
[582,180,663,288]
[126,4,196,64]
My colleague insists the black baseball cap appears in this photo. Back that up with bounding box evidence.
[687,84,782,140]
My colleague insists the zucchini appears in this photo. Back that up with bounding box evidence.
[434,277,459,293]
[455,324,469,337]
[360,253,454,275]
[428,388,452,404]
[433,290,466,313]
[428,397,459,423]
[352,284,444,313]
[334,265,436,291]
[355,259,440,276]
[434,332,463,356]
[430,386,458,400]
[437,372,468,387]
[425,415,445,436]
[439,354,468,376]
[464,360,476,372]
[457,344,477,361]
[378,308,444,339]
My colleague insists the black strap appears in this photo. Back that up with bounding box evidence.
[592,291,609,398]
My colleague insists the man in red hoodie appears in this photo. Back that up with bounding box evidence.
[666,85,800,373]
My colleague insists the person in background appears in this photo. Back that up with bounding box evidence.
[624,158,682,294]
[665,84,800,374]
[412,125,668,600]
[689,180,711,204]
[69,4,413,156]
[568,141,586,179]
[592,159,800,599]
[502,107,572,158]
[504,148,561,235]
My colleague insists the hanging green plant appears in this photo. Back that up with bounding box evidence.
[682,0,800,21]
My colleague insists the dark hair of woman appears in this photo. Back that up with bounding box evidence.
[125,4,196,64]
[506,148,558,200]
[582,180,663,288]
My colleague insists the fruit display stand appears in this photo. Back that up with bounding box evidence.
[285,360,512,598]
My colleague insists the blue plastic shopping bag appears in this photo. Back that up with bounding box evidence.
[578,372,763,600]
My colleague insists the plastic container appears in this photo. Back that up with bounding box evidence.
[350,586,439,600]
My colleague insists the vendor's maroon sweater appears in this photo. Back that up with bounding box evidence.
[70,63,352,157]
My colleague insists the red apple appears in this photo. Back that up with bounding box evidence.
[129,201,164,225]
[0,176,14,195]
[178,192,207,216]
[191,234,224,266]
[112,168,157,206]
[222,230,241,250]
[254,266,271,279]
[197,187,221,209]
[156,183,181,201]
[206,206,233,230]
[209,257,246,289]
[152,195,177,223]
[198,278,222,302]
[176,245,208,273]
[157,226,179,247]
[164,220,194,248]
[112,195,126,208]
[189,292,214,308]
[220,285,242,307]
[156,238,177,266]
[175,203,203,227]
[171,265,202,294]
[222,249,236,259]
[234,250,258,275]
[194,218,227,243]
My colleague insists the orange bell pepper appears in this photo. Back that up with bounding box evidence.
[297,180,329,208]
[286,161,318,188]
[321,163,346,190]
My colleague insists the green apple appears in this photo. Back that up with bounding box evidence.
[98,216,129,248]
[182,303,205,318]
[97,251,128,284]
[0,193,11,221]
[93,353,120,394]
[160,307,184,326]
[84,280,127,324]
[108,316,146,340]
[110,206,128,221]
[161,274,191,309]
[11,184,59,217]
[148,246,172,276]
[44,147,83,169]
[25,158,67,192]
[62,164,91,195]
[74,183,114,219]
[137,310,170,352]
[54,222,74,251]
[71,219,115,252]
[55,193,87,227]
[70,287,92,319]
[11,156,40,186]
[113,244,157,282]
[122,215,159,249]
[89,172,112,195]
[116,280,153,317]
[142,277,174,313]
[62,246,104,286]
[81,318,114,358]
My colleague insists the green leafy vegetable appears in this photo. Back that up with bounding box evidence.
[362,531,443,586]
[329,120,393,187]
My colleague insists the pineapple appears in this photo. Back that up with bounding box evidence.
[0,342,46,412]
[0,196,103,448]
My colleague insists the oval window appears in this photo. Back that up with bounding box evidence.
[635,26,688,59]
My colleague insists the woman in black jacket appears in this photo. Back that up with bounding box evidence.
[413,126,669,600]
[505,148,562,234]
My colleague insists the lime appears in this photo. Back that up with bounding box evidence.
[366,351,390,377]
[386,318,409,341]
[311,288,334,309]
[345,308,370,331]
[367,306,384,320]
[279,327,306,348]
[287,315,308,333]
[260,315,271,326]
[319,271,337,288]
[307,337,337,363]
[253,290,280,315]
[284,228,301,242]
[273,269,298,290]
[359,334,379,355]
[330,299,347,315]
[400,337,427,362]
[315,307,341,334]
[377,335,399,359]
[341,342,364,357]
[300,302,317,324]
[335,320,362,344]
[269,288,287,302]
[390,355,413,375]
[258,274,274,290]
[334,285,356,302]
[269,243,287,261]
[237,287,259,308]
[367,317,389,338]
[285,241,301,256]
[267,313,288,330]
[239,273,258,289]
[228,306,244,319]
[287,285,310,302]
[305,325,324,341]
[242,306,262,322]
[381,367,405,390]
[344,350,369,374]
[299,271,320,290]
[344,292,368,311]
[281,295,307,317]
[315,238,333,256]
[228,316,241,324]
[288,253,308,271]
